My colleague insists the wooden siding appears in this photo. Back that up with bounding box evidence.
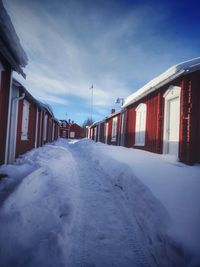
[125,107,136,147]
[88,70,200,164]
[0,62,11,164]
[70,124,83,139]
[99,122,105,143]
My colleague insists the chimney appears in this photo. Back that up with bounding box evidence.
[111,109,115,114]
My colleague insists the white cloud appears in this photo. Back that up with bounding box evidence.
[4,0,198,123]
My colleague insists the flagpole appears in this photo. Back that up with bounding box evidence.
[90,84,93,121]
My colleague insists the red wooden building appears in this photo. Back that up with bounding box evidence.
[7,79,59,163]
[60,120,70,138]
[122,58,200,164]
[0,2,28,164]
[89,58,200,164]
[59,120,83,139]
[89,109,121,145]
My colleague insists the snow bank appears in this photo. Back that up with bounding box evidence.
[90,140,200,266]
[123,57,200,108]
[0,139,199,266]
[71,139,187,266]
[0,139,80,267]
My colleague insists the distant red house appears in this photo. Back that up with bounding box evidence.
[89,58,200,165]
[60,120,70,138]
[59,120,83,139]
[0,2,28,164]
[70,123,83,139]
[89,109,121,145]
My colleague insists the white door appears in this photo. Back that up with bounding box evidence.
[168,97,180,155]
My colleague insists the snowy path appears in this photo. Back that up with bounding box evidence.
[69,144,155,267]
[0,139,186,267]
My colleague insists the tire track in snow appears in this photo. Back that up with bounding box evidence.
[69,144,157,267]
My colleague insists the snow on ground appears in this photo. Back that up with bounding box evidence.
[0,139,199,267]
[92,140,200,266]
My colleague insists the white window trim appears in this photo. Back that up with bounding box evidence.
[135,103,147,146]
[43,114,48,141]
[21,99,30,140]
[120,112,125,146]
[70,131,75,138]
[163,86,181,154]
[111,117,118,142]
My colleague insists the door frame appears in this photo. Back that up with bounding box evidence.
[163,85,181,156]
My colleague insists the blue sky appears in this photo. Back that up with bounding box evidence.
[3,0,200,125]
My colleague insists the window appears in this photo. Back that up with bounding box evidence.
[111,117,118,141]
[63,122,66,127]
[135,103,147,146]
[43,114,48,141]
[21,99,30,140]
[70,131,75,138]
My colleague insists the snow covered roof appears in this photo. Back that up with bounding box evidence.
[0,1,28,78]
[91,121,101,127]
[105,110,121,120]
[13,79,58,121]
[122,57,200,108]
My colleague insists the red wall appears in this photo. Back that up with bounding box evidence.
[0,59,11,164]
[99,122,105,143]
[105,114,120,145]
[88,71,200,164]
[125,107,136,148]
[179,71,200,163]
[70,124,83,139]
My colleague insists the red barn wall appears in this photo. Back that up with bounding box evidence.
[125,107,136,147]
[70,124,83,139]
[109,114,120,146]
[179,71,200,163]
[0,60,11,164]
[99,122,105,143]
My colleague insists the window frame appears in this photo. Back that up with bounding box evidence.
[135,103,147,146]
[43,114,48,142]
[111,117,118,142]
[21,99,30,141]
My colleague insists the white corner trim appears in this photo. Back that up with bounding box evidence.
[163,85,181,99]
[5,71,13,164]
[163,85,181,155]
[135,102,147,111]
